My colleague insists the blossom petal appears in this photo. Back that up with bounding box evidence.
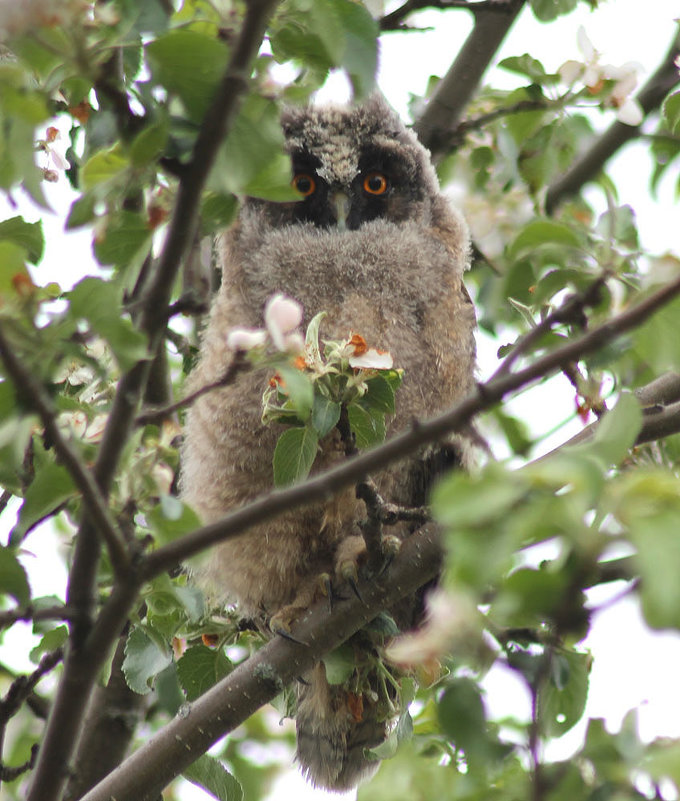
[577,25,596,62]
[349,348,393,370]
[616,98,643,126]
[558,60,583,85]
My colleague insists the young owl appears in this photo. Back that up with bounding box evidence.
[181,95,476,791]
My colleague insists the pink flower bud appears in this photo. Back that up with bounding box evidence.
[226,327,267,351]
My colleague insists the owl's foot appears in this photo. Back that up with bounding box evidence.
[377,534,401,575]
[339,560,364,603]
[269,611,308,644]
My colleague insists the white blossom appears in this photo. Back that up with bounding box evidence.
[348,348,394,370]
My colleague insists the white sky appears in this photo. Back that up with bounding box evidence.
[1,1,680,800]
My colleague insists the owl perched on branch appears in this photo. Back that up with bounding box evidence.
[181,95,476,790]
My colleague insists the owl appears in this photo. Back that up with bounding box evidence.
[181,94,476,791]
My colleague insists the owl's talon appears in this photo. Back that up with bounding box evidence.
[340,562,364,603]
[272,624,308,645]
[317,572,334,612]
[378,535,401,575]
[269,611,308,645]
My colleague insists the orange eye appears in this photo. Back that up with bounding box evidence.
[363,172,388,195]
[292,173,316,197]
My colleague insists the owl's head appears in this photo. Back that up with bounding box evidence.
[244,95,441,231]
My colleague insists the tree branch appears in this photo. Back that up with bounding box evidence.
[135,353,249,427]
[80,524,444,801]
[25,5,280,801]
[545,30,680,213]
[0,604,76,631]
[142,272,680,578]
[412,0,526,158]
[380,0,518,31]
[0,324,129,578]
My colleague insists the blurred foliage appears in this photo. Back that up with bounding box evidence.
[0,1,680,800]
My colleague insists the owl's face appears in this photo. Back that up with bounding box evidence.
[245,96,441,232]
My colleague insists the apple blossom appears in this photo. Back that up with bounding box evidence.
[348,348,394,370]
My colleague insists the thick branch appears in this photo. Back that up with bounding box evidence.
[545,30,680,213]
[25,5,279,801]
[143,272,680,577]
[412,0,526,158]
[80,524,443,801]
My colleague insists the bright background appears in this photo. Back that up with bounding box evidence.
[1,1,679,799]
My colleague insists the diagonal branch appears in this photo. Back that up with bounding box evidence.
[412,0,526,158]
[142,271,680,577]
[80,524,444,801]
[545,29,680,213]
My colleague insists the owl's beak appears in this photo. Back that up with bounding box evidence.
[331,191,350,231]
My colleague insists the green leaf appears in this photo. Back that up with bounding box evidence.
[273,426,319,487]
[122,626,173,695]
[322,644,355,685]
[0,546,31,605]
[278,365,314,421]
[508,219,583,260]
[362,375,396,415]
[347,403,385,449]
[0,240,30,295]
[66,193,97,229]
[129,119,169,166]
[334,0,378,98]
[432,465,528,529]
[0,216,44,264]
[69,277,149,369]
[29,625,68,662]
[633,295,680,374]
[14,462,77,540]
[177,645,233,701]
[578,392,642,466]
[538,649,591,737]
[530,0,578,22]
[147,30,229,122]
[498,54,549,83]
[437,678,489,758]
[183,754,243,801]
[94,210,153,269]
[200,193,238,236]
[81,146,129,192]
[213,95,298,201]
[663,90,680,136]
[311,394,341,438]
[147,497,202,544]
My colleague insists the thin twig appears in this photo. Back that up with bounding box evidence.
[0,604,77,631]
[135,354,248,427]
[492,276,607,380]
[0,324,130,578]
